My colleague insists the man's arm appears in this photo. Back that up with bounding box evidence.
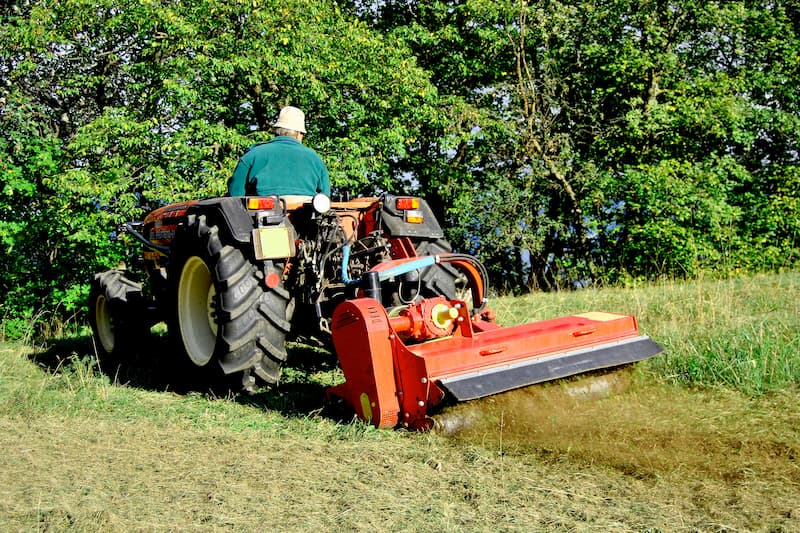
[227,158,250,196]
[311,150,331,195]
[319,165,331,196]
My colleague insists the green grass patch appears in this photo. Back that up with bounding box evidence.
[491,271,800,395]
[2,272,798,423]
[0,340,386,441]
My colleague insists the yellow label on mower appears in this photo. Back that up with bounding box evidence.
[359,393,373,423]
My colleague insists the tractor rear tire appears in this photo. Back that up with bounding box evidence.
[169,214,292,391]
[89,269,146,363]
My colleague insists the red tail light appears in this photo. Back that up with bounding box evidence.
[247,197,276,210]
[396,197,420,210]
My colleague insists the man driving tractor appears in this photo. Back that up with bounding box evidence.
[227,105,330,201]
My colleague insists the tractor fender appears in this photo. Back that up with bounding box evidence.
[381,194,444,239]
[187,197,283,244]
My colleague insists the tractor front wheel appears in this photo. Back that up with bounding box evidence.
[88,269,146,363]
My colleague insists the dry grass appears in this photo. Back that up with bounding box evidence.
[2,401,797,531]
[441,375,800,527]
[2,348,799,532]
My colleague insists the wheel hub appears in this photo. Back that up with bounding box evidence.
[178,256,218,366]
[94,294,115,353]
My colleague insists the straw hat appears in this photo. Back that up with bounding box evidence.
[273,106,307,134]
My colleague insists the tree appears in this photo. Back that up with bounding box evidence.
[0,0,441,331]
[590,1,800,278]
[2,0,799,332]
[354,0,800,286]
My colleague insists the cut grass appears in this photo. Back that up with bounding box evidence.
[1,272,799,531]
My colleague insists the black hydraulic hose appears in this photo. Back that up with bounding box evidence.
[440,253,491,314]
[123,222,171,254]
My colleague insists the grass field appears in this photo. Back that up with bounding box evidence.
[1,273,799,531]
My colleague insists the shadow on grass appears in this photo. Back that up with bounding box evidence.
[29,332,352,423]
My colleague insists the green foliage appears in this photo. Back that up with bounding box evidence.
[1,0,800,329]
[0,0,439,328]
[360,0,800,287]
[580,1,800,280]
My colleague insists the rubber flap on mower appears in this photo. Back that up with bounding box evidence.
[438,335,663,401]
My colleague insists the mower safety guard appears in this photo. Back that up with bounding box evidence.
[328,298,662,429]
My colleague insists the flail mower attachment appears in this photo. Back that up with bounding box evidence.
[327,256,663,429]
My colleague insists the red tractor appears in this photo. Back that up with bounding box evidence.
[90,194,661,429]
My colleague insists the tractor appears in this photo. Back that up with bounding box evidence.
[89,194,662,429]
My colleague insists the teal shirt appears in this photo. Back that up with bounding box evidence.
[228,136,331,197]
